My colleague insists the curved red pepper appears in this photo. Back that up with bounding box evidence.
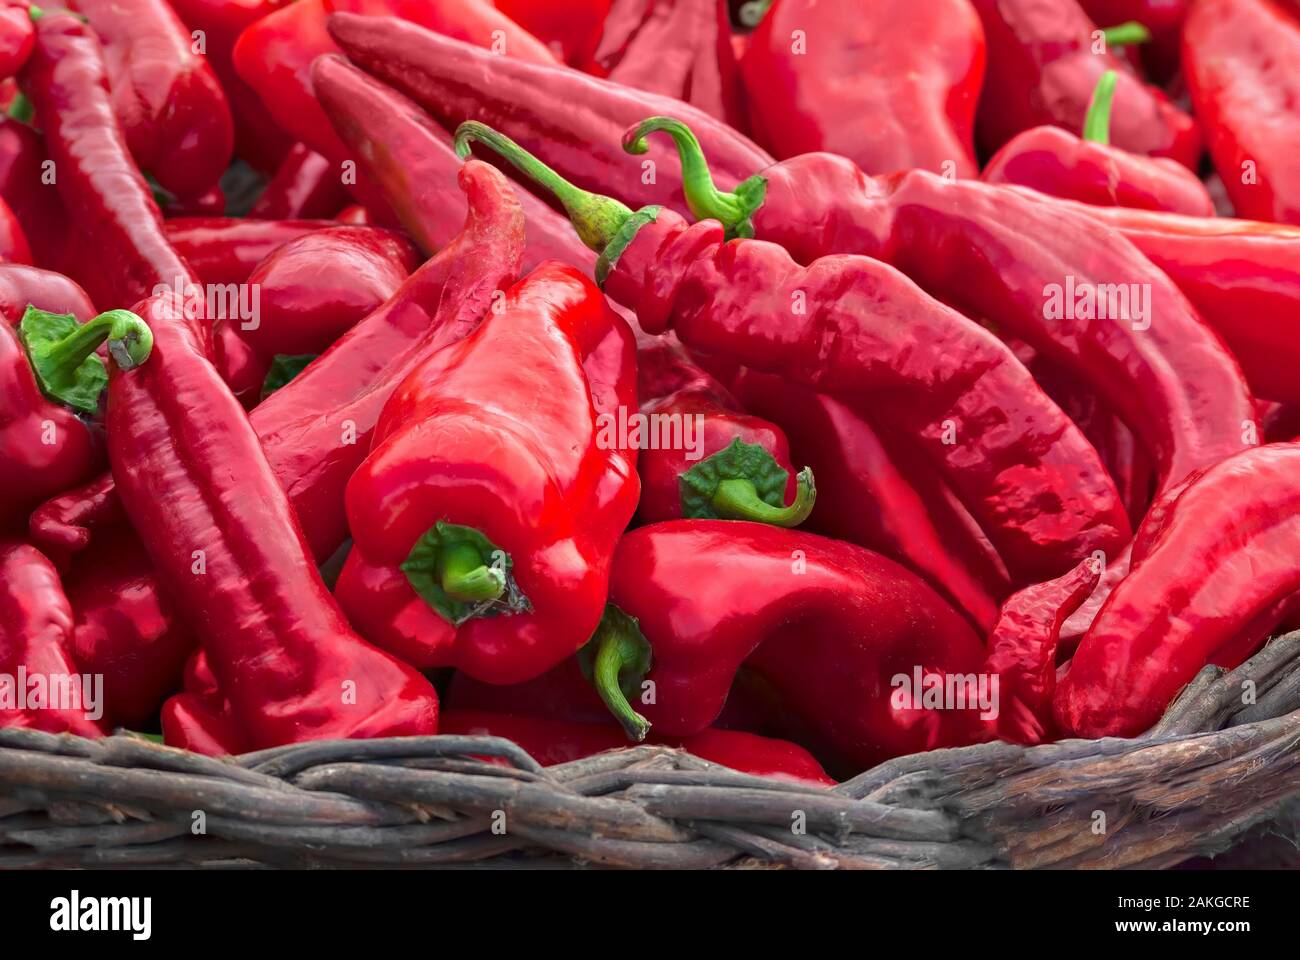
[325,12,774,218]
[249,142,350,220]
[740,0,985,178]
[0,115,66,270]
[982,70,1216,216]
[71,0,234,198]
[0,2,33,80]
[1184,0,1300,225]
[635,335,811,527]
[163,217,333,286]
[441,710,835,786]
[239,225,421,359]
[970,0,1200,169]
[1057,444,1300,739]
[0,261,95,327]
[0,540,107,737]
[341,262,639,683]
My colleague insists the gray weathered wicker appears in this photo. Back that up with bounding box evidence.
[4,631,1300,869]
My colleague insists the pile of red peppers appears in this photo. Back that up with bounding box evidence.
[3,0,1300,787]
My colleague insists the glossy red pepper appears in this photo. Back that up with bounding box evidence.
[239,225,421,359]
[107,291,438,750]
[594,0,743,125]
[635,334,812,527]
[165,0,294,174]
[163,217,333,286]
[70,0,234,198]
[982,70,1216,216]
[326,12,774,218]
[492,0,610,68]
[249,142,350,220]
[0,540,108,737]
[340,262,639,683]
[730,369,1011,632]
[0,1,32,80]
[970,0,1200,168]
[311,54,596,273]
[441,710,836,786]
[1057,444,1300,739]
[740,0,985,178]
[158,184,226,218]
[0,115,67,270]
[212,321,269,409]
[20,11,202,316]
[0,192,29,263]
[1184,0,1300,225]
[463,124,1132,584]
[0,261,95,325]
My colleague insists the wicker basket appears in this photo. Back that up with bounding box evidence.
[4,631,1300,870]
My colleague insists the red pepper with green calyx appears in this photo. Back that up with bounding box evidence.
[458,121,1131,584]
[981,70,1216,216]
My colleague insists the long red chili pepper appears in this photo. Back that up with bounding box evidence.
[340,262,639,684]
[106,290,439,749]
[739,0,986,178]
[0,540,108,737]
[326,12,774,217]
[970,0,1200,168]
[163,217,333,286]
[1057,444,1300,739]
[594,0,743,125]
[70,0,234,198]
[461,123,1132,584]
[730,369,1011,632]
[1183,0,1300,225]
[981,70,1216,216]
[249,143,350,220]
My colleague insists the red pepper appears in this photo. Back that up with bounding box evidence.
[0,261,94,326]
[464,124,1131,584]
[340,261,639,683]
[165,0,294,174]
[1184,0,1300,225]
[0,540,108,737]
[64,527,194,728]
[982,70,1216,215]
[593,0,743,125]
[105,290,438,750]
[239,225,421,359]
[1077,0,1190,80]
[739,0,985,178]
[0,1,32,80]
[325,12,774,218]
[634,334,813,526]
[163,217,333,286]
[595,522,988,773]
[0,192,29,263]
[970,0,1200,169]
[212,322,269,409]
[311,54,596,274]
[441,710,836,786]
[1057,444,1300,739]
[20,11,202,315]
[158,184,226,218]
[70,0,234,198]
[0,115,67,270]
[249,142,350,220]
[730,369,1011,632]
[492,0,610,68]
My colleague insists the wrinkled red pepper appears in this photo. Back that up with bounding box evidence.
[594,0,743,125]
[635,335,813,527]
[1058,444,1300,738]
[163,217,333,286]
[249,143,350,220]
[70,0,234,198]
[326,12,774,218]
[740,0,985,178]
[0,540,108,737]
[1183,0,1300,225]
[970,0,1200,168]
[463,122,1132,584]
[982,70,1216,215]
[340,261,639,683]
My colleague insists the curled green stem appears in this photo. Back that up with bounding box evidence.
[581,606,653,742]
[712,467,816,527]
[20,306,153,413]
[1083,70,1118,145]
[622,116,767,239]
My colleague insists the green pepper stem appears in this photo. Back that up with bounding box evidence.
[437,541,506,604]
[586,607,653,742]
[738,0,774,28]
[711,467,816,527]
[622,116,766,238]
[453,121,635,254]
[21,307,153,412]
[28,5,43,21]
[1101,21,1151,47]
[1083,70,1118,145]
